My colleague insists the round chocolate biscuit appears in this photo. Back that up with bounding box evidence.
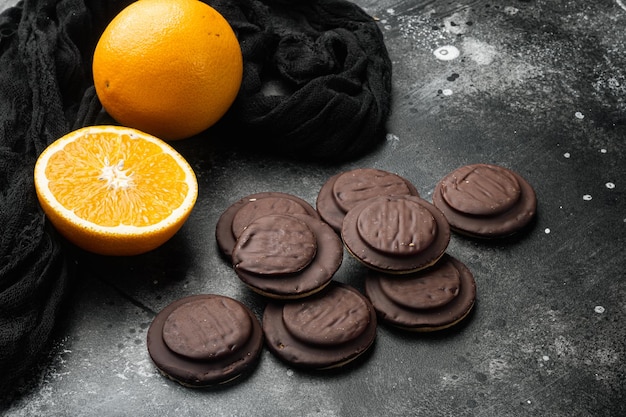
[316,168,419,232]
[232,214,343,299]
[262,282,377,370]
[342,195,450,274]
[365,255,476,331]
[432,164,537,238]
[147,294,263,387]
[216,192,320,260]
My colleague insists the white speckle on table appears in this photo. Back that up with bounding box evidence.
[575,111,585,119]
[544,228,551,234]
[594,305,605,314]
[606,182,615,189]
[433,45,460,61]
[564,152,571,158]
[386,133,400,150]
[583,194,592,201]
[386,133,400,142]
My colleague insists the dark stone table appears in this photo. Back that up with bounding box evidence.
[4,0,625,416]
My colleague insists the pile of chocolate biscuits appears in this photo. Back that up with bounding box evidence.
[147,164,537,387]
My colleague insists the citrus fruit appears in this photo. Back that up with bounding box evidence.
[34,125,198,256]
[92,0,243,140]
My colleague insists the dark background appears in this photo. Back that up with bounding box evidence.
[4,0,625,416]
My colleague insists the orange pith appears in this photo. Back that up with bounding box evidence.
[92,0,243,140]
[34,126,198,256]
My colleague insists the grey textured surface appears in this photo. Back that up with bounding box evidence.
[3,0,626,416]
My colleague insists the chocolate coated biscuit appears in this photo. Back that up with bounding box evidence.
[216,192,320,259]
[432,164,537,238]
[262,282,377,369]
[316,168,419,232]
[147,294,264,387]
[232,214,343,299]
[365,255,476,331]
[342,195,450,274]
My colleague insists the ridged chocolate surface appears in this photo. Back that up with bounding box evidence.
[433,164,537,238]
[342,195,450,273]
[262,283,377,369]
[147,295,263,387]
[379,259,461,310]
[440,164,521,216]
[232,197,310,238]
[356,197,437,256]
[162,297,252,361]
[232,215,317,275]
[282,285,370,346]
[216,192,319,259]
[316,168,419,232]
[365,255,476,331]
[233,214,343,299]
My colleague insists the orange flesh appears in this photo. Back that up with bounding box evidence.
[45,131,189,227]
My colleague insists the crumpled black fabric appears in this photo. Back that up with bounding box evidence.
[0,0,129,400]
[214,0,393,159]
[0,0,392,399]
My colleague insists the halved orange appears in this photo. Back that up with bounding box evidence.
[34,125,198,256]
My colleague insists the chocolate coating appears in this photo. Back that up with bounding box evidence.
[433,164,537,238]
[216,192,320,259]
[365,255,476,331]
[342,195,450,274]
[262,282,377,369]
[379,259,461,310]
[356,197,437,256]
[233,215,317,275]
[282,285,370,346]
[316,168,419,232]
[233,214,343,299]
[162,297,252,361]
[147,294,263,387]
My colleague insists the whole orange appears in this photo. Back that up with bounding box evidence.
[92,0,243,140]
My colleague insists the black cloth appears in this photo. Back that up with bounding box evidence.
[0,0,392,400]
[217,0,393,159]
